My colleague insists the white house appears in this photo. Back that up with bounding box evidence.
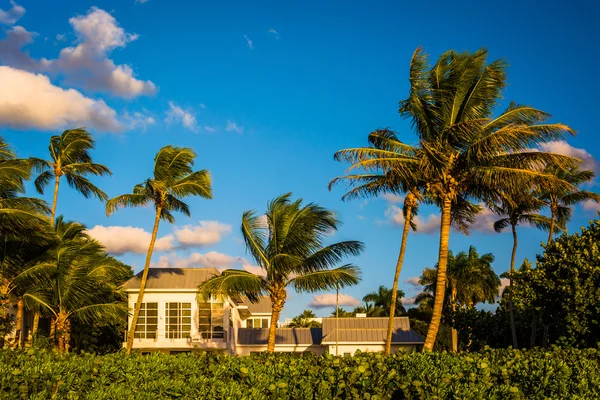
[123,268,424,355]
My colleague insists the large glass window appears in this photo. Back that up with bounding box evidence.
[165,302,192,339]
[134,303,158,339]
[198,301,224,338]
[246,317,269,328]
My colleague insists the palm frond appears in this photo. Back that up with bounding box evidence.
[288,264,361,293]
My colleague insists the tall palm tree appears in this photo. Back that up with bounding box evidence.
[34,129,111,227]
[417,247,499,351]
[106,145,213,354]
[23,217,128,353]
[489,191,554,348]
[541,166,600,243]
[349,47,576,350]
[363,285,406,316]
[198,194,363,352]
[331,128,423,355]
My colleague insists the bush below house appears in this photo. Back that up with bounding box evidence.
[2,347,600,399]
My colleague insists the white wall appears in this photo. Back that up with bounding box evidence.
[235,345,325,356]
[327,344,417,355]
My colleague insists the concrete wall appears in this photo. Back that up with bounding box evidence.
[327,344,417,356]
[235,344,325,356]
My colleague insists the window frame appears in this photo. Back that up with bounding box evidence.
[133,302,158,339]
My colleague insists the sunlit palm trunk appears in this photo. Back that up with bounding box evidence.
[14,297,23,347]
[267,289,286,353]
[385,197,414,355]
[126,207,162,355]
[0,281,9,319]
[509,224,518,349]
[548,209,556,244]
[56,312,69,354]
[50,175,60,227]
[31,312,39,344]
[451,287,458,352]
[423,196,452,351]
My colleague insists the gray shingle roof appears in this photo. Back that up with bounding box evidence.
[247,297,272,314]
[237,328,322,345]
[320,317,423,344]
[122,268,220,290]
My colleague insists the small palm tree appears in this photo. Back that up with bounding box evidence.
[106,145,213,354]
[287,310,321,328]
[363,285,406,316]
[541,166,600,243]
[198,194,363,352]
[331,128,423,355]
[489,191,554,348]
[23,217,129,353]
[34,129,111,226]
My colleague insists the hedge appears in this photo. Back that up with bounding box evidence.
[1,347,599,399]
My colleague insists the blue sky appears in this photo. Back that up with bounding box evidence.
[1,0,599,318]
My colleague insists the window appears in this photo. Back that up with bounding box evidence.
[165,302,192,339]
[198,301,224,338]
[134,303,158,339]
[246,317,269,328]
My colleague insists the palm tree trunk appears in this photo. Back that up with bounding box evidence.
[64,319,71,353]
[50,175,60,227]
[423,195,452,351]
[56,313,66,354]
[451,287,458,352]
[542,324,549,348]
[31,312,39,344]
[267,288,286,353]
[126,207,162,355]
[14,297,23,347]
[509,224,518,349]
[530,313,537,348]
[547,207,556,244]
[385,199,414,355]
[49,317,56,344]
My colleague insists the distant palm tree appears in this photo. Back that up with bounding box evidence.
[417,247,499,351]
[34,129,111,226]
[541,166,600,243]
[363,285,406,316]
[287,309,321,328]
[331,128,423,355]
[23,217,128,353]
[489,190,554,348]
[390,47,576,350]
[198,194,363,352]
[106,145,213,354]
[330,308,354,318]
[353,301,384,317]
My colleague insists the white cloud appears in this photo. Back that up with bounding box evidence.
[241,262,266,277]
[225,120,243,134]
[309,293,361,309]
[0,26,39,69]
[0,66,121,132]
[165,101,197,131]
[583,199,600,213]
[382,193,404,204]
[55,33,67,42]
[123,111,155,130]
[357,215,367,221]
[135,0,150,3]
[199,103,206,109]
[203,126,216,133]
[404,276,421,287]
[244,34,253,49]
[499,278,510,296]
[174,221,232,247]
[87,225,174,255]
[469,205,497,233]
[402,295,418,305]
[539,140,599,173]
[0,1,25,25]
[268,29,279,39]
[153,251,240,271]
[385,205,440,234]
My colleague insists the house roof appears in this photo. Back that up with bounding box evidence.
[231,296,272,314]
[237,317,424,346]
[320,317,423,344]
[237,328,322,345]
[122,268,220,290]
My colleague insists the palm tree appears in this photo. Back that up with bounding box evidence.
[417,246,499,351]
[23,217,128,353]
[331,128,423,355]
[198,194,363,352]
[489,190,554,348]
[330,308,354,317]
[106,145,212,354]
[353,301,384,317]
[363,285,406,316]
[351,47,576,350]
[541,166,600,243]
[287,309,321,328]
[34,129,111,226]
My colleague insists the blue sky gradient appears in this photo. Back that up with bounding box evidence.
[1,0,598,317]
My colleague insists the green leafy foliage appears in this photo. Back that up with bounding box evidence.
[1,348,600,399]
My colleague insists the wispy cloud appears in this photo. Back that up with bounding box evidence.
[402,295,418,305]
[244,34,253,49]
[309,294,361,309]
[0,0,25,25]
[165,101,197,131]
[225,120,243,134]
[173,221,232,247]
[123,111,155,130]
[385,205,440,234]
[382,193,404,204]
[268,29,279,39]
[404,276,421,287]
[135,0,150,3]
[539,140,599,174]
[203,126,216,133]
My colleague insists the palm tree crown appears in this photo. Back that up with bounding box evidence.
[198,193,363,352]
[34,129,111,225]
[363,285,406,316]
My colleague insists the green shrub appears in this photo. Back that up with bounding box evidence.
[1,347,599,399]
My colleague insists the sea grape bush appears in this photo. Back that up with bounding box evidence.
[1,347,599,399]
